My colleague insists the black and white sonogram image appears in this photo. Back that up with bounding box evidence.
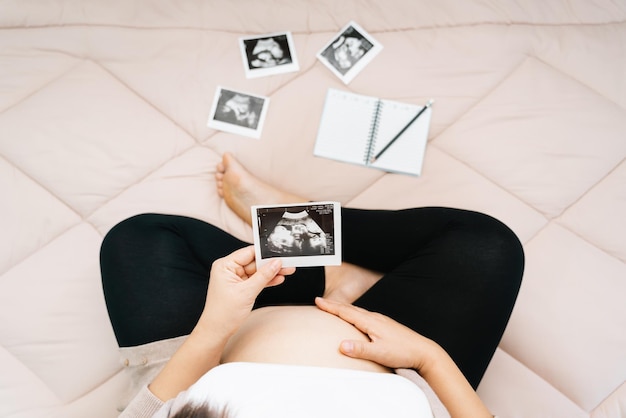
[256,203,336,258]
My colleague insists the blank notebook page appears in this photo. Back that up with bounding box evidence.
[314,90,378,165]
[370,99,431,175]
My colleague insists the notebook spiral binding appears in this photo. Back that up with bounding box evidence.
[364,99,383,164]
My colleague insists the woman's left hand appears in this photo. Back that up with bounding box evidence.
[197,246,295,338]
[149,246,294,402]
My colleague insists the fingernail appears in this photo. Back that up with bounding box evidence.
[268,259,281,270]
[340,341,354,354]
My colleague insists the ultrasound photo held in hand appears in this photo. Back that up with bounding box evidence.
[251,202,342,268]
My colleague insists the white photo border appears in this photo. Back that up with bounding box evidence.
[240,31,300,79]
[316,21,383,85]
[251,201,342,268]
[207,86,270,139]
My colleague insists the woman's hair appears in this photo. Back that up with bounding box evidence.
[170,402,214,418]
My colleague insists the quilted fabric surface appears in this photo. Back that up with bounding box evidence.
[1,1,625,417]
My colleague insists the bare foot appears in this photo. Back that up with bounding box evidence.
[216,153,307,225]
[216,152,382,301]
[324,263,383,304]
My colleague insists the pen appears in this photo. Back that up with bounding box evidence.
[370,99,434,163]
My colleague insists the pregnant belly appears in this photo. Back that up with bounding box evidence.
[220,305,390,373]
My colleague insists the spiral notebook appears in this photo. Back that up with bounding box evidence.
[314,88,432,176]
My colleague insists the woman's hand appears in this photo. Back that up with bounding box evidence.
[315,297,494,418]
[149,246,294,403]
[315,297,438,372]
[198,246,295,338]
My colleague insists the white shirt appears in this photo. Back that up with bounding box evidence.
[181,362,433,418]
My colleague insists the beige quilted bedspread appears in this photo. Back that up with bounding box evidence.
[1,1,625,417]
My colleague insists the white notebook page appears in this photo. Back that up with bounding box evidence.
[314,89,378,165]
[370,100,431,176]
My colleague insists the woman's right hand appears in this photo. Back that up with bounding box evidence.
[314,297,440,372]
[315,297,494,418]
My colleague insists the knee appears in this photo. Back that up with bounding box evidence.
[454,211,525,284]
[100,213,164,263]
[473,211,523,251]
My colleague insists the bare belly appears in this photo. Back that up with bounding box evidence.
[221,305,390,373]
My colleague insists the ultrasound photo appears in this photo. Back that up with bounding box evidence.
[251,202,342,267]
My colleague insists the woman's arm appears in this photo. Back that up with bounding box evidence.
[315,297,493,418]
[148,246,294,402]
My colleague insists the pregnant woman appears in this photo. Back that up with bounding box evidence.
[100,153,524,418]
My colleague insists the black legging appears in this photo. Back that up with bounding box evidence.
[100,207,524,389]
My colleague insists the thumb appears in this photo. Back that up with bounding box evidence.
[339,340,375,362]
[247,259,282,291]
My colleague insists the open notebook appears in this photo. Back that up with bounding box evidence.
[314,88,432,176]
